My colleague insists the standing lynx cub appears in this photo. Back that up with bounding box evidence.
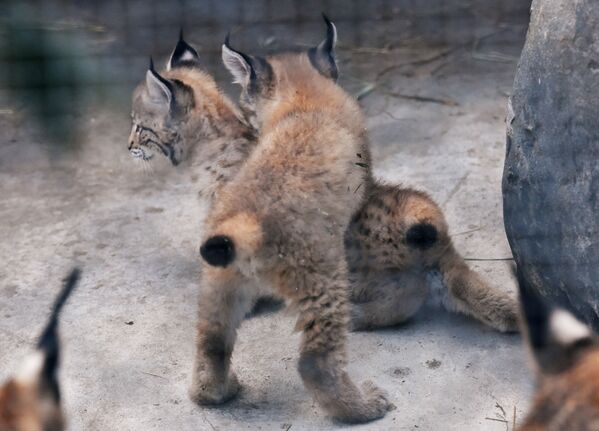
[128,30,518,335]
[191,18,393,423]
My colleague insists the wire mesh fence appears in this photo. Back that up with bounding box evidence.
[0,0,530,154]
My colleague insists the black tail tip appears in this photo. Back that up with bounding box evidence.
[200,235,235,267]
[406,223,438,250]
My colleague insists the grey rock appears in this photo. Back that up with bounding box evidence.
[503,0,599,327]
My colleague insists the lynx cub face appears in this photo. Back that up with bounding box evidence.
[129,55,196,165]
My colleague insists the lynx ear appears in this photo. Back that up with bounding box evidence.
[517,267,594,375]
[146,58,173,107]
[308,14,338,81]
[222,34,272,92]
[222,34,253,86]
[167,29,200,70]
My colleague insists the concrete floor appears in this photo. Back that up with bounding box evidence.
[0,20,533,431]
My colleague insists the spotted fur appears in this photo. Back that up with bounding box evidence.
[346,184,519,332]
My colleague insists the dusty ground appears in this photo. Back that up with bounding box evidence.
[0,13,532,431]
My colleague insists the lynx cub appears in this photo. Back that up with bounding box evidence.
[516,268,599,430]
[0,269,80,431]
[193,18,393,423]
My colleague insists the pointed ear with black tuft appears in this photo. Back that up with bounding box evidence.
[308,14,338,81]
[222,34,272,93]
[34,268,80,401]
[146,58,174,108]
[517,267,595,375]
[167,29,201,70]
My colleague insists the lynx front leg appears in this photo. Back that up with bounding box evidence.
[294,269,394,423]
[437,244,519,333]
[190,265,253,405]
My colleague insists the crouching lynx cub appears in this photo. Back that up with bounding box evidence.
[0,269,80,431]
[346,184,518,332]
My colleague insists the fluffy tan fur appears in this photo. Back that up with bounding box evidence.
[0,378,64,431]
[191,51,395,423]
[133,61,518,334]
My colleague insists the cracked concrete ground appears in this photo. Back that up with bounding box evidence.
[1,8,532,431]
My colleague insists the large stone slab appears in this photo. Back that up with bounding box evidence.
[503,0,599,326]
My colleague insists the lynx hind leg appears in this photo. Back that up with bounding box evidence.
[350,270,428,331]
[293,263,394,423]
[190,266,255,405]
[436,245,519,333]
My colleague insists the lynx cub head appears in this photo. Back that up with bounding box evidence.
[221,14,338,130]
[0,269,80,431]
[129,32,204,166]
[517,268,599,430]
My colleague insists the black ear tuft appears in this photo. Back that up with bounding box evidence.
[308,14,339,81]
[146,59,173,105]
[167,29,200,70]
[517,267,552,354]
[200,235,235,267]
[37,267,80,401]
[516,266,595,374]
[406,223,438,250]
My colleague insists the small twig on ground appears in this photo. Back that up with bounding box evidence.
[375,46,463,82]
[471,51,518,63]
[442,173,469,208]
[203,413,218,431]
[453,226,483,236]
[496,402,507,418]
[485,417,509,429]
[464,257,514,262]
[512,406,517,430]
[485,417,508,423]
[339,44,396,55]
[382,90,459,106]
[140,371,168,380]
[355,83,377,101]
